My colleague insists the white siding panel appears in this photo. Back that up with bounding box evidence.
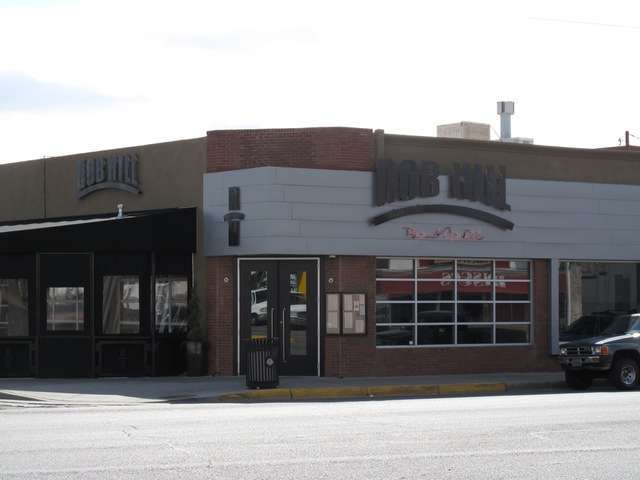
[203,166,640,260]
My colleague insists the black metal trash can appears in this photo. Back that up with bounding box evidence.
[245,338,279,389]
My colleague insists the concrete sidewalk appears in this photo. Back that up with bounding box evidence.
[0,371,567,407]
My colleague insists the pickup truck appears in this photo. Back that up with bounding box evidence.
[559,314,640,390]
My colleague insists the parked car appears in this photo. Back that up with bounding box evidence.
[559,312,619,343]
[558,314,640,390]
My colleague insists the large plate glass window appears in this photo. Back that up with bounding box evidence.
[46,287,85,332]
[102,276,140,334]
[0,279,29,337]
[155,276,188,334]
[559,262,640,344]
[376,258,532,347]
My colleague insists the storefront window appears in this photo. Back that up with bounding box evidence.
[103,276,140,334]
[0,279,29,337]
[155,276,188,334]
[47,287,84,332]
[559,262,640,343]
[376,258,532,347]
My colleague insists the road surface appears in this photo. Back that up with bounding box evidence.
[1,390,640,479]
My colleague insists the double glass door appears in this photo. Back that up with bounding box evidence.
[239,260,318,376]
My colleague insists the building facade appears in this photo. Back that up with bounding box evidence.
[2,127,640,378]
[203,128,640,377]
[0,138,207,377]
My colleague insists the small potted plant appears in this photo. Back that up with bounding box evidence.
[185,290,206,376]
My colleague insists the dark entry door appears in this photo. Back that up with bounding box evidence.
[239,260,317,376]
[38,253,93,377]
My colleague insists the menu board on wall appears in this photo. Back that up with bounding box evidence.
[326,293,340,335]
[342,293,366,335]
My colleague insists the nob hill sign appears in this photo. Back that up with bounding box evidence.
[374,160,510,211]
[76,154,142,199]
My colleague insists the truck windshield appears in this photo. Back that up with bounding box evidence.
[601,315,640,336]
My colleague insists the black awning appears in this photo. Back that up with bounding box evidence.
[0,208,197,254]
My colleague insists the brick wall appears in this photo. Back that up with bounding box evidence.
[207,127,374,173]
[207,256,236,375]
[324,256,378,377]
[324,257,557,377]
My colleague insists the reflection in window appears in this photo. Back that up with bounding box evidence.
[376,258,532,347]
[47,287,84,332]
[376,281,414,301]
[155,276,188,334]
[417,259,454,280]
[376,258,414,279]
[0,279,29,337]
[376,325,414,346]
[559,262,640,343]
[458,324,493,344]
[249,270,269,340]
[103,276,140,334]
[289,271,308,356]
[457,259,492,280]
[376,303,414,324]
[457,303,493,323]
[495,260,530,280]
[496,324,530,343]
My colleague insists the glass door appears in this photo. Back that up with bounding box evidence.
[278,261,317,375]
[239,261,277,374]
[239,260,317,375]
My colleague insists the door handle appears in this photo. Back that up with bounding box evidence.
[281,307,286,362]
[270,307,275,338]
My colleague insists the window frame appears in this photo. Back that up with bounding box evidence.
[375,258,533,348]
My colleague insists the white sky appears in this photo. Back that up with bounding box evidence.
[1,0,639,163]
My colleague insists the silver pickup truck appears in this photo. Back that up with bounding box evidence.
[559,314,640,390]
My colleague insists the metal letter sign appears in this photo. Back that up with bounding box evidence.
[448,163,510,210]
[375,159,439,206]
[77,153,142,199]
[374,159,509,211]
[371,160,514,231]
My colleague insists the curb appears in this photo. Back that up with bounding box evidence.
[506,381,566,391]
[218,382,512,402]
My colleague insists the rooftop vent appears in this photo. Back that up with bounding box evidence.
[437,121,490,141]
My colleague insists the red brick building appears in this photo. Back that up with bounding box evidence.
[203,127,640,377]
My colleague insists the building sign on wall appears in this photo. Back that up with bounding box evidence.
[403,226,484,241]
[374,160,510,211]
[77,154,142,199]
[370,159,514,231]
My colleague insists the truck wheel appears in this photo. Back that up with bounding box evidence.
[609,357,639,390]
[565,371,592,390]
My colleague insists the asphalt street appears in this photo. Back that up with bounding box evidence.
[1,390,640,479]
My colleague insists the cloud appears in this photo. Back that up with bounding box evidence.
[0,0,82,9]
[0,72,117,112]
[162,29,317,52]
